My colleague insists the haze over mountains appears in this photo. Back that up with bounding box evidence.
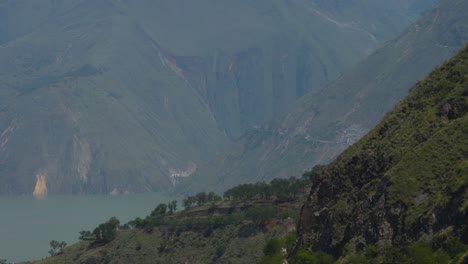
[181,0,468,193]
[0,0,437,195]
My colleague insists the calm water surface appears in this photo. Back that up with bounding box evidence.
[0,192,177,262]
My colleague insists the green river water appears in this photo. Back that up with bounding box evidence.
[0,192,177,262]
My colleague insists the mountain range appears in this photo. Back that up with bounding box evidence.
[0,0,436,195]
[180,0,468,194]
[27,42,468,264]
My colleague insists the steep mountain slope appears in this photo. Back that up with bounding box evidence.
[296,44,468,259]
[0,3,229,194]
[0,0,432,195]
[0,0,79,44]
[98,0,436,139]
[182,0,468,193]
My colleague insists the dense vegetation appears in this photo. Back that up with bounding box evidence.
[297,45,468,263]
[223,176,310,202]
[182,192,222,209]
[124,176,309,232]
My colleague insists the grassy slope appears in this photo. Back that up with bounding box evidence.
[181,0,468,194]
[298,44,468,256]
[30,227,291,264]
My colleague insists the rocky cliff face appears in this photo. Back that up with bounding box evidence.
[296,45,468,257]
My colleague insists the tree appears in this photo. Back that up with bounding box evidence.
[195,192,208,205]
[48,240,67,256]
[168,200,177,214]
[183,196,196,209]
[128,217,144,229]
[107,216,120,228]
[151,203,167,216]
[263,238,282,256]
[93,217,120,244]
[78,230,93,240]
[207,192,222,202]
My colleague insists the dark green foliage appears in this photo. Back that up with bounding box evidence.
[127,215,163,230]
[166,215,241,235]
[167,200,177,214]
[406,243,441,264]
[78,230,93,240]
[264,238,282,256]
[442,236,468,258]
[183,196,197,209]
[245,207,277,226]
[182,192,222,209]
[343,240,466,264]
[215,246,225,259]
[48,240,67,256]
[257,255,283,264]
[40,176,302,263]
[101,254,113,264]
[207,192,222,203]
[283,233,297,253]
[92,217,120,244]
[122,174,305,241]
[364,245,379,259]
[292,250,334,264]
[257,232,303,264]
[195,192,208,206]
[151,204,167,217]
[59,175,303,263]
[223,176,309,201]
[127,217,144,229]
